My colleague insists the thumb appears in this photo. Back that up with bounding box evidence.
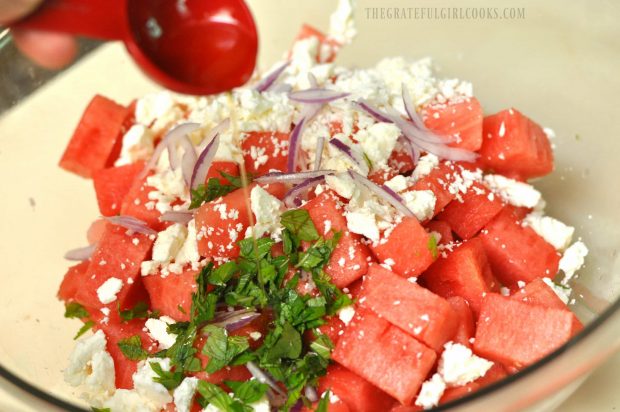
[0,0,43,25]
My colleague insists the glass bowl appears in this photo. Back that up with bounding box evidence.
[0,0,619,411]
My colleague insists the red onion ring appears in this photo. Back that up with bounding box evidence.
[314,137,326,170]
[356,99,393,123]
[142,122,201,178]
[283,176,326,208]
[254,61,290,92]
[64,244,97,261]
[103,215,157,235]
[289,88,350,104]
[255,170,334,185]
[160,210,194,224]
[348,170,415,218]
[329,138,370,175]
[190,134,220,191]
[287,118,306,173]
[210,309,260,332]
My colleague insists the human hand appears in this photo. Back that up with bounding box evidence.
[0,0,77,69]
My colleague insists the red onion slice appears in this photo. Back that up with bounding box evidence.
[246,361,285,395]
[142,122,201,177]
[103,215,157,235]
[402,84,429,131]
[283,176,326,208]
[329,138,370,175]
[64,244,97,261]
[190,134,221,190]
[304,386,319,403]
[209,309,260,332]
[399,135,420,166]
[160,210,194,224]
[314,137,326,170]
[356,99,393,123]
[254,61,290,92]
[255,170,334,185]
[287,118,306,173]
[348,171,415,218]
[289,88,350,104]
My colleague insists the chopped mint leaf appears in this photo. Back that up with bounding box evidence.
[117,335,148,361]
[166,324,201,373]
[196,380,252,412]
[239,237,275,260]
[64,302,89,319]
[202,325,250,374]
[263,322,302,362]
[363,151,374,170]
[297,233,341,272]
[280,209,319,242]
[118,301,157,322]
[74,321,94,340]
[427,234,439,259]
[220,171,251,189]
[316,390,331,412]
[310,334,334,361]
[189,180,235,209]
[225,380,269,404]
[191,264,218,325]
[91,408,111,412]
[209,261,239,286]
[150,361,184,390]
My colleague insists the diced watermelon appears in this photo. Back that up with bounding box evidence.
[436,182,504,240]
[390,406,422,412]
[302,398,350,412]
[474,294,576,370]
[421,237,500,316]
[242,131,290,175]
[74,223,153,311]
[306,315,346,346]
[446,296,475,348]
[58,261,91,303]
[195,183,286,259]
[87,219,108,245]
[479,109,554,180]
[302,191,371,288]
[317,364,396,412]
[292,24,340,63]
[59,95,130,178]
[388,147,416,175]
[370,217,436,278]
[440,385,478,405]
[205,161,240,185]
[479,207,560,289]
[229,311,272,350]
[143,268,199,322]
[332,308,437,405]
[424,220,454,245]
[120,172,165,231]
[92,161,145,216]
[346,278,364,300]
[423,98,484,151]
[475,362,508,388]
[360,265,458,351]
[410,162,456,217]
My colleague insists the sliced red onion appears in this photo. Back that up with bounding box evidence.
[198,118,230,148]
[401,84,427,131]
[283,176,326,208]
[356,99,393,123]
[64,244,97,261]
[103,215,157,235]
[160,210,194,224]
[289,88,350,104]
[400,135,420,165]
[179,136,198,185]
[255,170,334,185]
[329,138,370,175]
[270,83,293,94]
[209,309,260,332]
[314,137,325,170]
[142,122,201,177]
[304,386,318,403]
[190,134,220,190]
[287,118,306,173]
[348,170,415,218]
[247,361,285,395]
[254,61,290,92]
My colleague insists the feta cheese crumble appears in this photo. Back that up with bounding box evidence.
[246,186,285,240]
[523,212,575,251]
[173,377,199,412]
[559,241,589,284]
[145,316,178,350]
[483,174,541,208]
[337,305,356,325]
[438,342,493,386]
[415,373,446,409]
[96,277,123,304]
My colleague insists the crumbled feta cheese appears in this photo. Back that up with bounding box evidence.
[96,277,123,304]
[115,124,155,167]
[246,186,284,240]
[103,389,157,412]
[173,377,199,412]
[346,209,380,241]
[135,91,185,135]
[133,359,173,409]
[438,342,493,386]
[175,219,201,266]
[483,174,541,208]
[401,190,436,221]
[384,175,408,193]
[559,241,588,284]
[415,373,446,409]
[146,167,189,214]
[542,278,571,304]
[354,122,400,168]
[325,173,359,199]
[411,154,439,181]
[153,223,188,263]
[145,316,177,350]
[338,306,356,325]
[523,212,574,251]
[64,330,115,406]
[329,0,357,44]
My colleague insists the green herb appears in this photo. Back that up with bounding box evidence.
[262,322,302,363]
[74,321,95,340]
[209,261,239,286]
[150,361,184,390]
[64,302,89,319]
[166,324,201,373]
[91,408,111,412]
[310,334,334,360]
[280,209,319,242]
[316,390,331,412]
[202,325,250,373]
[189,171,251,209]
[363,151,374,170]
[427,234,439,259]
[118,301,157,322]
[117,335,148,361]
[196,381,252,412]
[225,380,269,404]
[191,264,218,325]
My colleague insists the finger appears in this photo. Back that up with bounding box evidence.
[11,29,78,70]
[0,0,42,24]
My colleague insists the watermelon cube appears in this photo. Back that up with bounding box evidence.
[332,308,437,405]
[436,182,504,240]
[242,131,289,175]
[360,265,458,352]
[302,191,372,288]
[120,173,165,231]
[59,95,130,178]
[370,217,436,278]
[474,294,576,370]
[306,315,346,347]
[421,237,500,316]
[446,296,475,348]
[93,161,145,216]
[479,207,560,289]
[205,161,240,185]
[318,364,396,412]
[411,162,456,217]
[143,268,199,322]
[479,109,554,180]
[58,261,90,303]
[74,223,153,311]
[292,24,340,63]
[423,97,484,151]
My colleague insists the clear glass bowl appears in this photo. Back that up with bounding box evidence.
[1,0,619,411]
